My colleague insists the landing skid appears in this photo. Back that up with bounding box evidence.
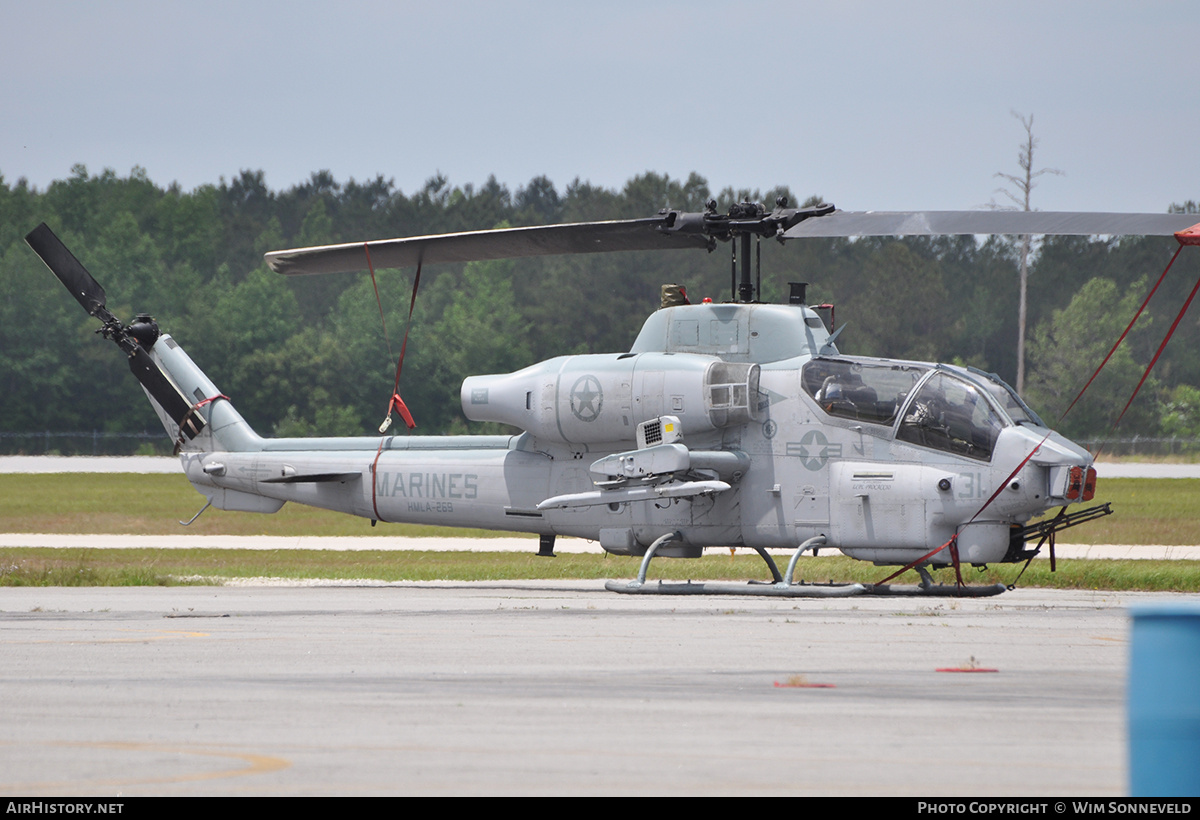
[603,534,1008,598]
[860,583,1007,598]
[605,579,866,597]
[603,579,1007,598]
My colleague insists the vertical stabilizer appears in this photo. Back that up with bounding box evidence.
[146,334,262,453]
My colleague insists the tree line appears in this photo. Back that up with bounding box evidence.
[1,165,1197,450]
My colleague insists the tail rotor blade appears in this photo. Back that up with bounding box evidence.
[25,222,205,442]
[127,346,204,439]
[24,223,110,318]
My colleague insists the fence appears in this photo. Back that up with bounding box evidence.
[1076,437,1200,459]
[0,431,173,456]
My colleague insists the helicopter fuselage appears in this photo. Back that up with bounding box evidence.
[165,300,1095,567]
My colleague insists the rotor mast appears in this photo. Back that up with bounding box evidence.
[695,197,835,303]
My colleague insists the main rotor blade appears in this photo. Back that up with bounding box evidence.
[782,211,1200,239]
[265,216,712,276]
[25,223,109,316]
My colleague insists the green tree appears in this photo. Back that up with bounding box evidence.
[4,163,1193,446]
[1159,385,1200,439]
[179,265,301,430]
[1025,277,1155,439]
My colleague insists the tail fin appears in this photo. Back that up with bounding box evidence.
[143,334,262,454]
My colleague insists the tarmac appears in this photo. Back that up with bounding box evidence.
[0,582,1183,796]
[2,455,1197,795]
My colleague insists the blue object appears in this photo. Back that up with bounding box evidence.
[1128,603,1200,796]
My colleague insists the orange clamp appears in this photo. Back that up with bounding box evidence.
[1176,221,1200,246]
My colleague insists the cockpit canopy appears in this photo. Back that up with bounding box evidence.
[803,358,927,427]
[802,357,1042,462]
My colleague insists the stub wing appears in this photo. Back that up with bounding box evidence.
[536,479,730,511]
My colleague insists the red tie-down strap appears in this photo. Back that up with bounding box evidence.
[1062,221,1200,431]
[370,396,415,522]
[1059,245,1181,422]
[873,428,1053,590]
[172,393,230,454]
[1104,222,1200,440]
[872,534,963,589]
[389,393,415,429]
[364,243,421,433]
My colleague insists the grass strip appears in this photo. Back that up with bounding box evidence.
[0,548,1197,591]
[2,473,1197,591]
[0,473,509,538]
[3,474,1199,544]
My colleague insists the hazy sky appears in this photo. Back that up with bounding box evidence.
[3,1,1197,215]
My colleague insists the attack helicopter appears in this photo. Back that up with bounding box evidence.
[26,202,1200,596]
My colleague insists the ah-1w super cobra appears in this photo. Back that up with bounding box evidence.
[26,202,1200,596]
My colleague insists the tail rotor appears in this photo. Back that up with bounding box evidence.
[24,223,205,441]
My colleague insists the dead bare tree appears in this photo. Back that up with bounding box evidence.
[994,112,1063,395]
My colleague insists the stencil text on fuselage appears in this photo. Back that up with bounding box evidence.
[375,472,479,498]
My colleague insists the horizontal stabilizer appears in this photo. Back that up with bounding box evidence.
[261,472,362,484]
